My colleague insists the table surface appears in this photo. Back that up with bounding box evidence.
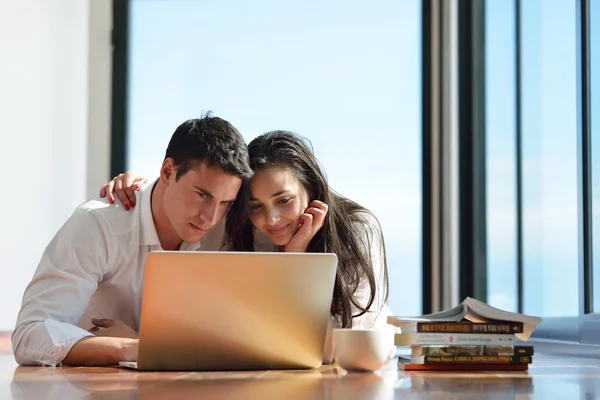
[3,342,600,400]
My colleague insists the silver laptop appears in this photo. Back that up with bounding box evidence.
[119,251,338,371]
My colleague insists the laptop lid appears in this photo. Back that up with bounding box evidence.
[135,251,338,371]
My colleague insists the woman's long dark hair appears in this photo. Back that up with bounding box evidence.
[226,131,389,328]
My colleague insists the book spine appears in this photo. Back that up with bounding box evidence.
[398,362,529,372]
[413,345,534,356]
[395,333,516,346]
[415,322,524,334]
[420,355,532,364]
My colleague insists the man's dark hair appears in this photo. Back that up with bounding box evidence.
[164,113,253,181]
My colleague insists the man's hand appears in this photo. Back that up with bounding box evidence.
[89,318,139,339]
[284,200,329,253]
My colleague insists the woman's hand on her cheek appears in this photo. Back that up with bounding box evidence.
[99,172,146,210]
[284,200,329,253]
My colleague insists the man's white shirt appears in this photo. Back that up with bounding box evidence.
[11,181,225,366]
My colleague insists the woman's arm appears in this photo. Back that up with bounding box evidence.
[350,214,396,358]
[99,172,147,209]
[350,213,390,330]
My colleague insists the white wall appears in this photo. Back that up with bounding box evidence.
[0,0,112,330]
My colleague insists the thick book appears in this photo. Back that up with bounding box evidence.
[397,358,529,371]
[409,355,532,364]
[387,297,543,340]
[394,332,516,346]
[411,345,534,357]
[400,321,523,334]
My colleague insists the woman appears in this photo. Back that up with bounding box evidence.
[101,130,394,361]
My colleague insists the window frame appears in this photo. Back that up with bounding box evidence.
[111,0,600,343]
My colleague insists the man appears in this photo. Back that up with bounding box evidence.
[12,115,253,366]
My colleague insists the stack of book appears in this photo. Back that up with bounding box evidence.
[387,297,543,371]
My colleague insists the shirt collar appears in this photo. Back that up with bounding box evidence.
[139,179,203,251]
[139,180,160,247]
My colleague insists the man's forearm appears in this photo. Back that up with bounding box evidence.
[62,337,138,366]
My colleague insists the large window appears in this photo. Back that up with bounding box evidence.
[485,0,518,312]
[126,0,423,316]
[520,0,578,317]
[591,0,600,312]
[481,0,599,338]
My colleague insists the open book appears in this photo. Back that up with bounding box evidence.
[387,297,543,341]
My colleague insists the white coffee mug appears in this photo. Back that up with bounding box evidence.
[332,328,391,371]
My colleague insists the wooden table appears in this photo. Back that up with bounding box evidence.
[3,344,600,399]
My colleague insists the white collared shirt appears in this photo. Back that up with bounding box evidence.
[12,181,226,366]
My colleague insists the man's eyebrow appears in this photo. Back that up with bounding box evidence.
[250,190,291,201]
[194,186,213,198]
[194,186,236,203]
